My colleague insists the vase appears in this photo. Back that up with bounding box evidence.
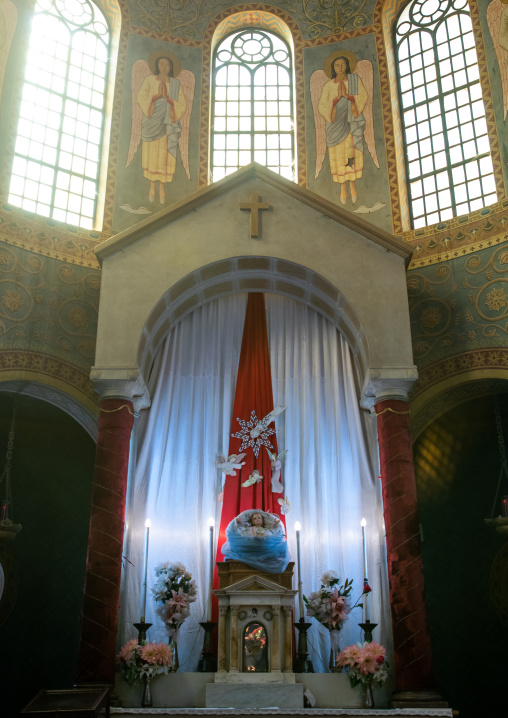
[168,636,179,672]
[328,628,342,672]
[141,675,152,707]
[362,682,374,709]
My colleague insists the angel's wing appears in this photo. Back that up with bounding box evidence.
[310,69,329,180]
[217,455,226,465]
[236,453,247,462]
[0,1,18,104]
[355,60,379,169]
[126,60,151,168]
[266,448,275,462]
[488,0,508,120]
[277,449,288,461]
[177,69,195,180]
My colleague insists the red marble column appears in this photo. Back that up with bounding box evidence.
[375,398,433,693]
[76,398,134,684]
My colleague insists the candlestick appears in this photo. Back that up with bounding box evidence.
[295,522,304,619]
[141,518,151,622]
[207,517,214,621]
[361,517,369,621]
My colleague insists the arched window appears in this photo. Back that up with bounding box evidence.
[395,0,497,228]
[8,0,110,230]
[211,29,295,182]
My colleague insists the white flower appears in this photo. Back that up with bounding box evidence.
[184,571,192,579]
[174,562,186,576]
[321,570,337,586]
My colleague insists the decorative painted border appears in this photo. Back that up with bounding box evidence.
[412,348,508,397]
[0,351,98,409]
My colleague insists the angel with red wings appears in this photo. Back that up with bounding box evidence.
[310,50,379,206]
[126,50,195,205]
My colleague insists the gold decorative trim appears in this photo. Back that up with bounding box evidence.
[408,231,508,269]
[0,352,98,415]
[411,349,508,408]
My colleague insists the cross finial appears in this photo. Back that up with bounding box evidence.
[240,194,270,237]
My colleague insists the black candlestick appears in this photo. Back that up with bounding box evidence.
[133,621,152,643]
[198,621,217,672]
[359,619,378,643]
[293,618,314,673]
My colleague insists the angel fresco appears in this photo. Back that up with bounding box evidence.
[0,0,18,104]
[487,0,508,121]
[126,50,195,205]
[310,50,379,206]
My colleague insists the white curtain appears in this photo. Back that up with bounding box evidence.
[118,294,391,672]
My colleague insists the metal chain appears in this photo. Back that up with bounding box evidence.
[490,397,508,519]
[0,405,17,510]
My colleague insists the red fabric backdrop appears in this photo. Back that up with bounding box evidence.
[214,294,286,600]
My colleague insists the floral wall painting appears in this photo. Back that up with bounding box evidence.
[310,48,386,214]
[487,0,508,121]
[0,0,17,104]
[114,38,199,232]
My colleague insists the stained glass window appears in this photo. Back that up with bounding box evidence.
[396,0,497,228]
[211,29,295,182]
[8,0,110,230]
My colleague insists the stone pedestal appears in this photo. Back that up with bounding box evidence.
[208,561,299,708]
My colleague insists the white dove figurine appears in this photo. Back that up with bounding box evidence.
[216,453,247,476]
[250,404,286,438]
[241,469,263,488]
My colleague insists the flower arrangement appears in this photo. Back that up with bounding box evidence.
[117,639,173,685]
[151,561,198,636]
[336,641,388,687]
[304,570,359,630]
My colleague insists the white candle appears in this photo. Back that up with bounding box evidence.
[361,517,370,621]
[207,517,215,621]
[141,518,151,622]
[295,522,305,620]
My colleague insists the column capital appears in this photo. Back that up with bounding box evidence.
[360,366,418,411]
[90,366,151,412]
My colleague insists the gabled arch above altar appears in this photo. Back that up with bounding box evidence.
[92,163,417,409]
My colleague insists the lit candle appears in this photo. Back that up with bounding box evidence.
[141,518,151,622]
[295,522,305,620]
[361,517,369,621]
[207,517,215,621]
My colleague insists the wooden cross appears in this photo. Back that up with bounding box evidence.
[240,194,270,237]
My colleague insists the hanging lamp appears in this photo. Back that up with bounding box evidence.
[484,396,508,537]
[0,401,22,542]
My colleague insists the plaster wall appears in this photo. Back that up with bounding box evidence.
[95,176,413,374]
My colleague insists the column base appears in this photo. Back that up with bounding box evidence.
[392,690,449,708]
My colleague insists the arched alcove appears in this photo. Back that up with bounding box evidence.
[138,257,369,389]
[0,392,96,716]
[413,391,508,715]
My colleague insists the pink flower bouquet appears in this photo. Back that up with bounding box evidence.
[117,639,173,685]
[337,641,388,687]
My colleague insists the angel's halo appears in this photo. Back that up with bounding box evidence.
[148,49,182,77]
[323,50,358,78]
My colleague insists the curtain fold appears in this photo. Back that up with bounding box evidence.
[118,294,391,673]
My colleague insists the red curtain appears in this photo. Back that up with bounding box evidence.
[215,293,286,579]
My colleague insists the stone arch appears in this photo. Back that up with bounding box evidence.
[0,381,97,439]
[137,257,369,391]
[410,372,508,441]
